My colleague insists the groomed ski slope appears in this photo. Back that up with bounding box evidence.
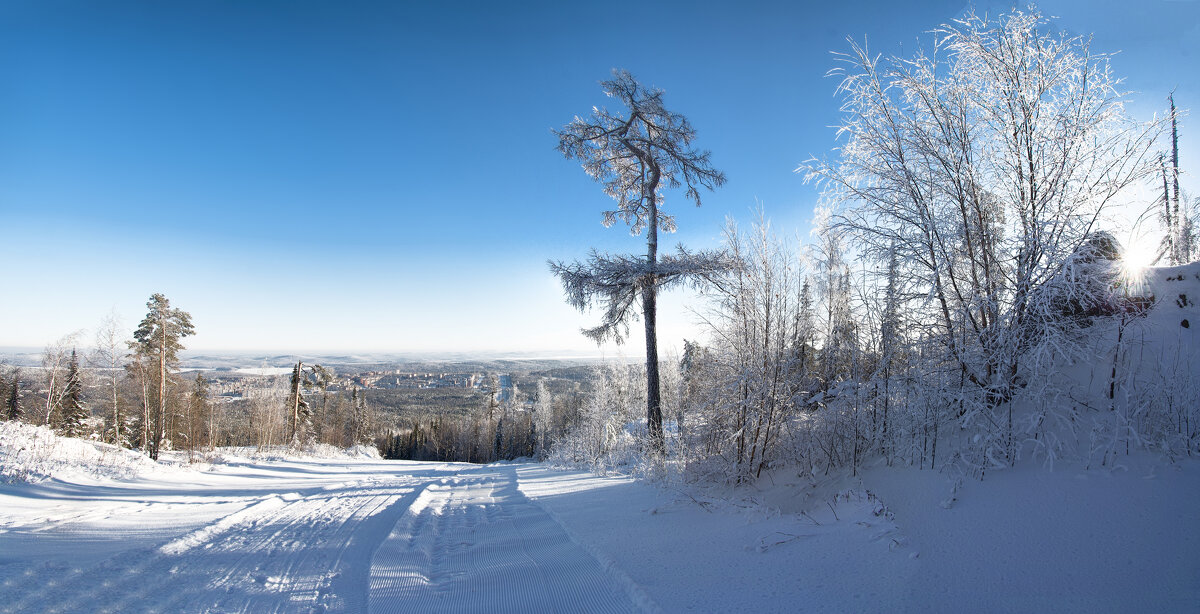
[2,430,1197,613]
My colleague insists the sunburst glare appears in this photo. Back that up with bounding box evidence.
[1120,232,1159,290]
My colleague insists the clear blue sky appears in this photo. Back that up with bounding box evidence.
[2,0,1196,354]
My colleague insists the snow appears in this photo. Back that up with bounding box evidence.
[234,367,295,376]
[1,264,1197,611]
[2,421,1197,612]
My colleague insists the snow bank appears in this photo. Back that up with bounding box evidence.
[0,421,380,485]
[0,421,162,483]
[201,443,380,465]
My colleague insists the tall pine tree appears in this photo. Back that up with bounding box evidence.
[132,293,195,460]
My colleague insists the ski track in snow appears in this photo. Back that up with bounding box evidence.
[369,465,641,614]
[0,462,642,614]
[2,479,412,613]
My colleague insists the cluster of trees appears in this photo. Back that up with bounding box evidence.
[547,10,1198,482]
[231,367,377,452]
[377,377,580,463]
[1,294,199,460]
[1,294,380,461]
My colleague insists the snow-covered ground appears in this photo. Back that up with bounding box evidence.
[2,422,1197,613]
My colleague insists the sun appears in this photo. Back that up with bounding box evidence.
[1120,232,1159,286]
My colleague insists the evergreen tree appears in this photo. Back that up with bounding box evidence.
[286,361,313,446]
[59,350,88,437]
[4,372,20,421]
[132,293,195,460]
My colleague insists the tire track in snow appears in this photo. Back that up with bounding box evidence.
[369,467,641,613]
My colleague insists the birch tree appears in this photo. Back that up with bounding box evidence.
[551,69,730,452]
[40,332,81,426]
[91,313,129,446]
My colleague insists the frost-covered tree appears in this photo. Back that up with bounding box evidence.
[532,379,553,458]
[694,215,811,481]
[91,313,129,446]
[804,9,1164,464]
[551,69,730,452]
[131,293,195,460]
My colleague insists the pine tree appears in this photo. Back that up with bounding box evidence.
[59,350,88,437]
[131,293,195,460]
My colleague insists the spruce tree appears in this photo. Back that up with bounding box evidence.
[59,350,88,437]
[4,372,20,421]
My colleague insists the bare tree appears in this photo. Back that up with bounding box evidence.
[91,312,129,446]
[551,69,729,452]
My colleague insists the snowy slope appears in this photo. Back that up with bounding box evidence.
[1,264,1197,612]
[1104,261,1197,389]
[1,422,1197,612]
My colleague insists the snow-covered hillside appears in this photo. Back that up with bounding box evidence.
[1,421,1197,612]
[0,264,1197,612]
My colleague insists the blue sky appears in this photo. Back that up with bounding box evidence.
[1,0,1196,354]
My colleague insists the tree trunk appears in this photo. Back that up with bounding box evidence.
[643,178,664,454]
[643,284,663,451]
[153,329,167,460]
